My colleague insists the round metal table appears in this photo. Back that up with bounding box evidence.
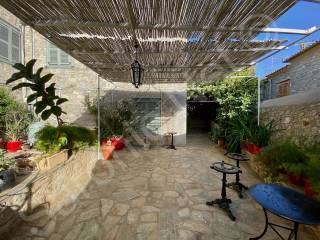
[206,161,239,221]
[249,183,320,240]
[226,152,250,198]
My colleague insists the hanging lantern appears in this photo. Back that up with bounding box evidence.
[130,44,144,88]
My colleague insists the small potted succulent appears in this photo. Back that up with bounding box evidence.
[0,151,16,189]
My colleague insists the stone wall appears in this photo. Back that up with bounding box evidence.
[261,88,320,144]
[262,44,320,100]
[0,149,98,237]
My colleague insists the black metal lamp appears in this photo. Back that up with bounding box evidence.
[130,44,144,88]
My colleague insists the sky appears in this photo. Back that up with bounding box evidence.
[255,1,320,78]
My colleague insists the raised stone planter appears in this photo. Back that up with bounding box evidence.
[36,149,69,171]
[0,148,98,237]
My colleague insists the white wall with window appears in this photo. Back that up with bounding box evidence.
[0,19,20,64]
[47,42,72,67]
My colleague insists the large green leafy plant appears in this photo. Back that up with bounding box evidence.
[6,59,68,126]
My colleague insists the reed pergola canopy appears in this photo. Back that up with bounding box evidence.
[0,0,316,84]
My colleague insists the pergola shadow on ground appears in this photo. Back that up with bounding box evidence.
[8,135,316,240]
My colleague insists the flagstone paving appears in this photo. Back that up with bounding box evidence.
[8,135,317,240]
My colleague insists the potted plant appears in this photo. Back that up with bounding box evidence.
[101,140,115,160]
[4,108,33,153]
[0,151,16,189]
[85,97,133,151]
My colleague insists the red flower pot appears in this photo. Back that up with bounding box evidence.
[111,137,125,150]
[6,140,22,152]
[287,172,304,186]
[303,177,316,198]
[246,143,261,154]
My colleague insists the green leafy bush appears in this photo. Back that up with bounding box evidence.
[257,140,308,180]
[0,88,34,140]
[36,125,96,153]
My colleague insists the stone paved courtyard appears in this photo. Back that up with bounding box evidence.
[9,135,317,240]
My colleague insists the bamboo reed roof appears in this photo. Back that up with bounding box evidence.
[0,0,296,83]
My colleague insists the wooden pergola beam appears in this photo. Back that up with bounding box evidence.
[72,46,285,55]
[31,20,317,35]
[90,63,252,69]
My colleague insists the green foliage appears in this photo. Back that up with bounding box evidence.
[0,88,34,140]
[4,107,34,141]
[6,59,68,125]
[85,96,133,138]
[188,68,258,121]
[0,88,19,132]
[35,125,96,154]
[209,122,225,143]
[304,153,320,197]
[0,156,15,172]
[257,140,308,180]
[249,120,277,147]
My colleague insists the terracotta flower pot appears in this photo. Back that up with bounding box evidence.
[101,145,115,160]
[6,140,22,153]
[100,138,109,146]
[218,138,225,148]
[111,136,125,150]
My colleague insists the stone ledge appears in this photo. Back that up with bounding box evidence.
[262,88,320,108]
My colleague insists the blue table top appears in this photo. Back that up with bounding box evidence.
[249,184,320,225]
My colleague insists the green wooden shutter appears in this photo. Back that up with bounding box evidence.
[133,98,161,135]
[11,29,20,63]
[60,50,70,65]
[48,43,59,65]
[0,22,9,60]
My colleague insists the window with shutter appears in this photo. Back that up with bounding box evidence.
[0,19,20,63]
[47,42,72,67]
[277,79,290,97]
[11,30,20,63]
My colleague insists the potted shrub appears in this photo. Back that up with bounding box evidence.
[85,97,133,151]
[4,108,33,153]
[0,152,16,189]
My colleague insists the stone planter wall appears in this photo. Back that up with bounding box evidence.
[0,148,98,236]
[36,149,69,171]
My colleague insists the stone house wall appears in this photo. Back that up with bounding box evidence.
[261,88,320,144]
[261,44,320,100]
[0,6,187,145]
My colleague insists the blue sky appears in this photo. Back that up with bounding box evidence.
[255,1,320,78]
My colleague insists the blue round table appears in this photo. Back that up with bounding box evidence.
[249,184,320,240]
